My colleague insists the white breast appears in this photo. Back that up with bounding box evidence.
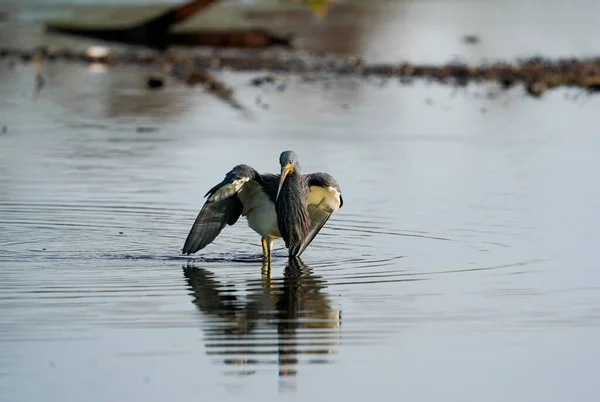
[237,181,281,239]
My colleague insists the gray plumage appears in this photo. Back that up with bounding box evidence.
[182,151,343,259]
[276,163,311,256]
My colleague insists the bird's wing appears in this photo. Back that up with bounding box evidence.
[182,164,265,255]
[296,173,343,256]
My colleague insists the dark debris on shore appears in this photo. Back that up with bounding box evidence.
[3,46,600,97]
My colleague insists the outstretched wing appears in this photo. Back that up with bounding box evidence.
[182,164,262,255]
[296,173,343,256]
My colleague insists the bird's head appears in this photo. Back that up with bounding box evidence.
[277,150,299,200]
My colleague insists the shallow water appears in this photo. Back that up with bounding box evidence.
[2,1,600,402]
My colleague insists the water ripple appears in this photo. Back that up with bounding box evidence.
[0,162,571,383]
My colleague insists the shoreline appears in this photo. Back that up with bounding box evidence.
[3,46,600,97]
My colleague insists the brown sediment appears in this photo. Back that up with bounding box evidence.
[3,46,600,96]
[462,35,479,45]
[147,76,165,90]
[170,64,245,110]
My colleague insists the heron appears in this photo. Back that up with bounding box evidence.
[182,150,343,260]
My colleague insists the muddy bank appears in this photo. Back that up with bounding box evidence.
[2,46,600,97]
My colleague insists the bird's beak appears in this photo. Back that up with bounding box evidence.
[276,163,293,200]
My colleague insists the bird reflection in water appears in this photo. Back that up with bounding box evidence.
[183,258,341,388]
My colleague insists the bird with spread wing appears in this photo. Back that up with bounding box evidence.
[182,151,343,260]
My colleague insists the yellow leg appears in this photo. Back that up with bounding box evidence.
[261,237,268,260]
[267,238,274,262]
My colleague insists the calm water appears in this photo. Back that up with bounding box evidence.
[2,1,600,401]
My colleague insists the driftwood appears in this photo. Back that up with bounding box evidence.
[45,0,290,49]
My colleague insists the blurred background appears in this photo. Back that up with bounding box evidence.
[1,1,599,402]
[3,0,600,62]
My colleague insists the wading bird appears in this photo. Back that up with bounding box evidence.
[182,151,343,260]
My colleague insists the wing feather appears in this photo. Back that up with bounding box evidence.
[296,204,332,256]
[296,173,343,256]
[182,196,243,254]
[182,164,260,255]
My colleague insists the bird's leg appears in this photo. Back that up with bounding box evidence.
[267,238,274,262]
[261,237,268,261]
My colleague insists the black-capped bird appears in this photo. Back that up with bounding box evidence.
[182,151,343,260]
